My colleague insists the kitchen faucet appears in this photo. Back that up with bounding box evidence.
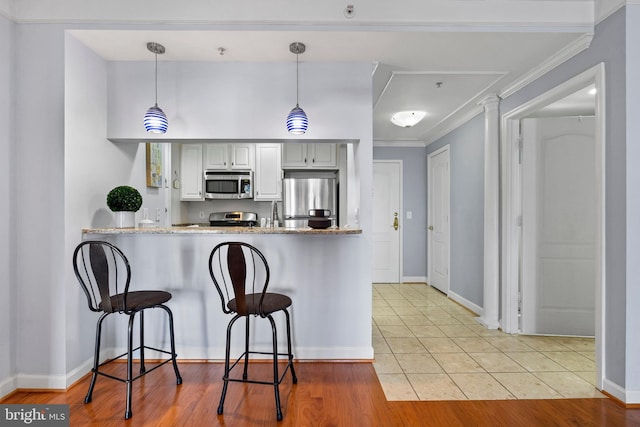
[271,200,280,226]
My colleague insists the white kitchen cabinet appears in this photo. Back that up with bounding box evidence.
[204,143,254,170]
[180,144,204,201]
[254,143,282,201]
[282,143,337,169]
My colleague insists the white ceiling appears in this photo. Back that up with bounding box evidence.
[10,0,596,145]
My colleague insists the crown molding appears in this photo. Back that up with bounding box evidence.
[499,32,594,99]
[8,0,593,27]
[596,0,625,25]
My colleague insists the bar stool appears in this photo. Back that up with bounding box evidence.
[73,240,182,419]
[208,241,297,421]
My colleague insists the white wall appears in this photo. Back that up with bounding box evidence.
[108,61,370,142]
[64,33,112,378]
[0,13,15,396]
[624,4,640,397]
[14,23,67,387]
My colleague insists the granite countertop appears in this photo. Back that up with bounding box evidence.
[82,226,362,235]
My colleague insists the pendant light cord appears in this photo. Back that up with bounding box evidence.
[154,51,158,106]
[295,47,300,106]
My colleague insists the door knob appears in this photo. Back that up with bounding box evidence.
[428,225,434,231]
[393,212,399,231]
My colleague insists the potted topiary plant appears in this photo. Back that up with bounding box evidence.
[107,185,143,228]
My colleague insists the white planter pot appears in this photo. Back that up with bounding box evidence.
[114,211,135,228]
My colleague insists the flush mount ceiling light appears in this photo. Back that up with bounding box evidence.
[286,42,308,135]
[390,111,426,128]
[143,42,168,134]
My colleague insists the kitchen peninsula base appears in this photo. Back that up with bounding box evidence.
[81,228,371,361]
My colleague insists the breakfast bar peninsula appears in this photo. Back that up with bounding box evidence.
[82,226,371,361]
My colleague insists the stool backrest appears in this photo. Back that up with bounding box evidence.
[73,240,132,314]
[208,242,270,316]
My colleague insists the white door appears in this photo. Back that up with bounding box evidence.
[428,147,450,294]
[521,117,597,336]
[372,161,401,283]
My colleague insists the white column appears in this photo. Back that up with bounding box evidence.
[477,94,501,329]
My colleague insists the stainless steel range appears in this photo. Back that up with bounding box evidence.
[209,211,258,227]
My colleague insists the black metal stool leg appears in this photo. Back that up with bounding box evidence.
[85,312,109,404]
[218,315,240,415]
[268,315,283,421]
[125,313,135,420]
[161,305,182,384]
[243,317,250,380]
[139,310,146,375]
[284,309,297,384]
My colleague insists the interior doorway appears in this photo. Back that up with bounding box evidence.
[501,63,605,389]
[372,160,402,283]
[427,146,450,295]
[521,115,597,336]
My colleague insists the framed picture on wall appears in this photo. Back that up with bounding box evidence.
[146,142,163,188]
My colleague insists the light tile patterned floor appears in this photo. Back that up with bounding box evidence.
[372,283,605,401]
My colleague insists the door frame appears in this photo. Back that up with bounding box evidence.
[372,160,403,283]
[427,145,451,294]
[500,63,605,389]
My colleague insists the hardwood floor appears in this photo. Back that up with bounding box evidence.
[2,362,639,426]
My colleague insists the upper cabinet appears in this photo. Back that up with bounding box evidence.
[254,144,282,201]
[282,143,337,169]
[204,143,254,170]
[180,144,204,201]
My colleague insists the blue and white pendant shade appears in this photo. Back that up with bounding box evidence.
[286,104,308,134]
[144,103,168,133]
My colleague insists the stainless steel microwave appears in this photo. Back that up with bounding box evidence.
[204,171,253,199]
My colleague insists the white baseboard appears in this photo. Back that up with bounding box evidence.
[603,377,640,404]
[448,290,483,316]
[16,373,67,390]
[626,389,640,404]
[603,378,626,403]
[66,356,95,388]
[0,375,17,399]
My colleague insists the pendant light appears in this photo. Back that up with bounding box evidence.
[144,42,168,134]
[286,42,308,135]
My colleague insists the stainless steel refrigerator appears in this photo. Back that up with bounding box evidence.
[282,174,338,228]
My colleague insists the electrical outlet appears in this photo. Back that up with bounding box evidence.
[155,208,161,222]
[199,211,205,219]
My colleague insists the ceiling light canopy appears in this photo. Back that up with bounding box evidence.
[391,111,426,128]
[286,42,308,135]
[144,42,168,134]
